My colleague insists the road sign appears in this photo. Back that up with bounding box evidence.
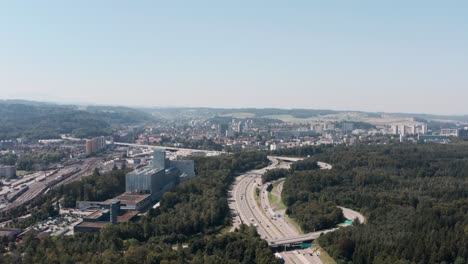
[301,243,312,249]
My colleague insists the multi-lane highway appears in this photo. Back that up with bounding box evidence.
[229,157,324,263]
[229,156,364,264]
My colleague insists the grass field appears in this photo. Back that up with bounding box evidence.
[313,241,337,264]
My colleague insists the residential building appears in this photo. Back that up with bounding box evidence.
[0,165,16,179]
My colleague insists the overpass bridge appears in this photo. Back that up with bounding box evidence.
[267,156,304,162]
[113,142,226,156]
[267,228,338,248]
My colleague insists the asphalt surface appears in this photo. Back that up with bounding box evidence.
[229,157,322,263]
[229,157,364,264]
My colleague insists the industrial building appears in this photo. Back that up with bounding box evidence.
[125,150,195,200]
[0,228,21,240]
[125,150,176,200]
[440,129,459,137]
[75,150,195,233]
[73,199,140,233]
[0,165,16,179]
[418,134,450,143]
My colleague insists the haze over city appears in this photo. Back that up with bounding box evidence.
[1,1,467,115]
[1,2,468,264]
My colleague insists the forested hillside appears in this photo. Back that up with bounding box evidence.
[0,102,153,140]
[282,143,468,264]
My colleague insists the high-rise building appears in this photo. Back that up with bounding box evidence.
[399,125,406,135]
[421,124,428,134]
[410,126,416,135]
[85,139,97,155]
[218,124,229,137]
[151,149,167,170]
[391,125,398,135]
[95,136,105,150]
[85,137,106,155]
[0,165,16,179]
[342,123,354,134]
[237,122,243,133]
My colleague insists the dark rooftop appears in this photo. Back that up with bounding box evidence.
[113,193,151,205]
[117,211,139,223]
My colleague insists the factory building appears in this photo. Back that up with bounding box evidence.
[125,167,173,200]
[440,129,459,137]
[74,199,140,233]
[75,150,195,233]
[125,150,194,200]
[0,165,16,179]
[169,160,195,178]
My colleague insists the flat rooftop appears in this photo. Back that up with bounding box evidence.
[0,228,21,237]
[112,193,151,205]
[132,166,164,176]
[117,211,139,223]
[84,209,108,220]
[75,222,108,229]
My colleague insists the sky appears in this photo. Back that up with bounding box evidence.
[0,1,467,115]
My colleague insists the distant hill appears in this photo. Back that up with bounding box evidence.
[0,101,154,140]
[144,107,468,123]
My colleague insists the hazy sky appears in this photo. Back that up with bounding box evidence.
[1,1,467,115]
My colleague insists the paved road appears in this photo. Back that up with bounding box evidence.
[230,157,364,264]
[229,157,321,263]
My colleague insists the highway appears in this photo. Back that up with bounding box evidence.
[229,156,364,264]
[229,157,322,263]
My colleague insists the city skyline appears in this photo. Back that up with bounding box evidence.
[1,1,468,115]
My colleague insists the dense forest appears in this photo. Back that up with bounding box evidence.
[0,147,68,171]
[1,152,278,263]
[271,144,331,157]
[0,224,276,264]
[281,143,468,264]
[0,102,153,140]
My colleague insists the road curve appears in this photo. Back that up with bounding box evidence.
[229,157,365,264]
